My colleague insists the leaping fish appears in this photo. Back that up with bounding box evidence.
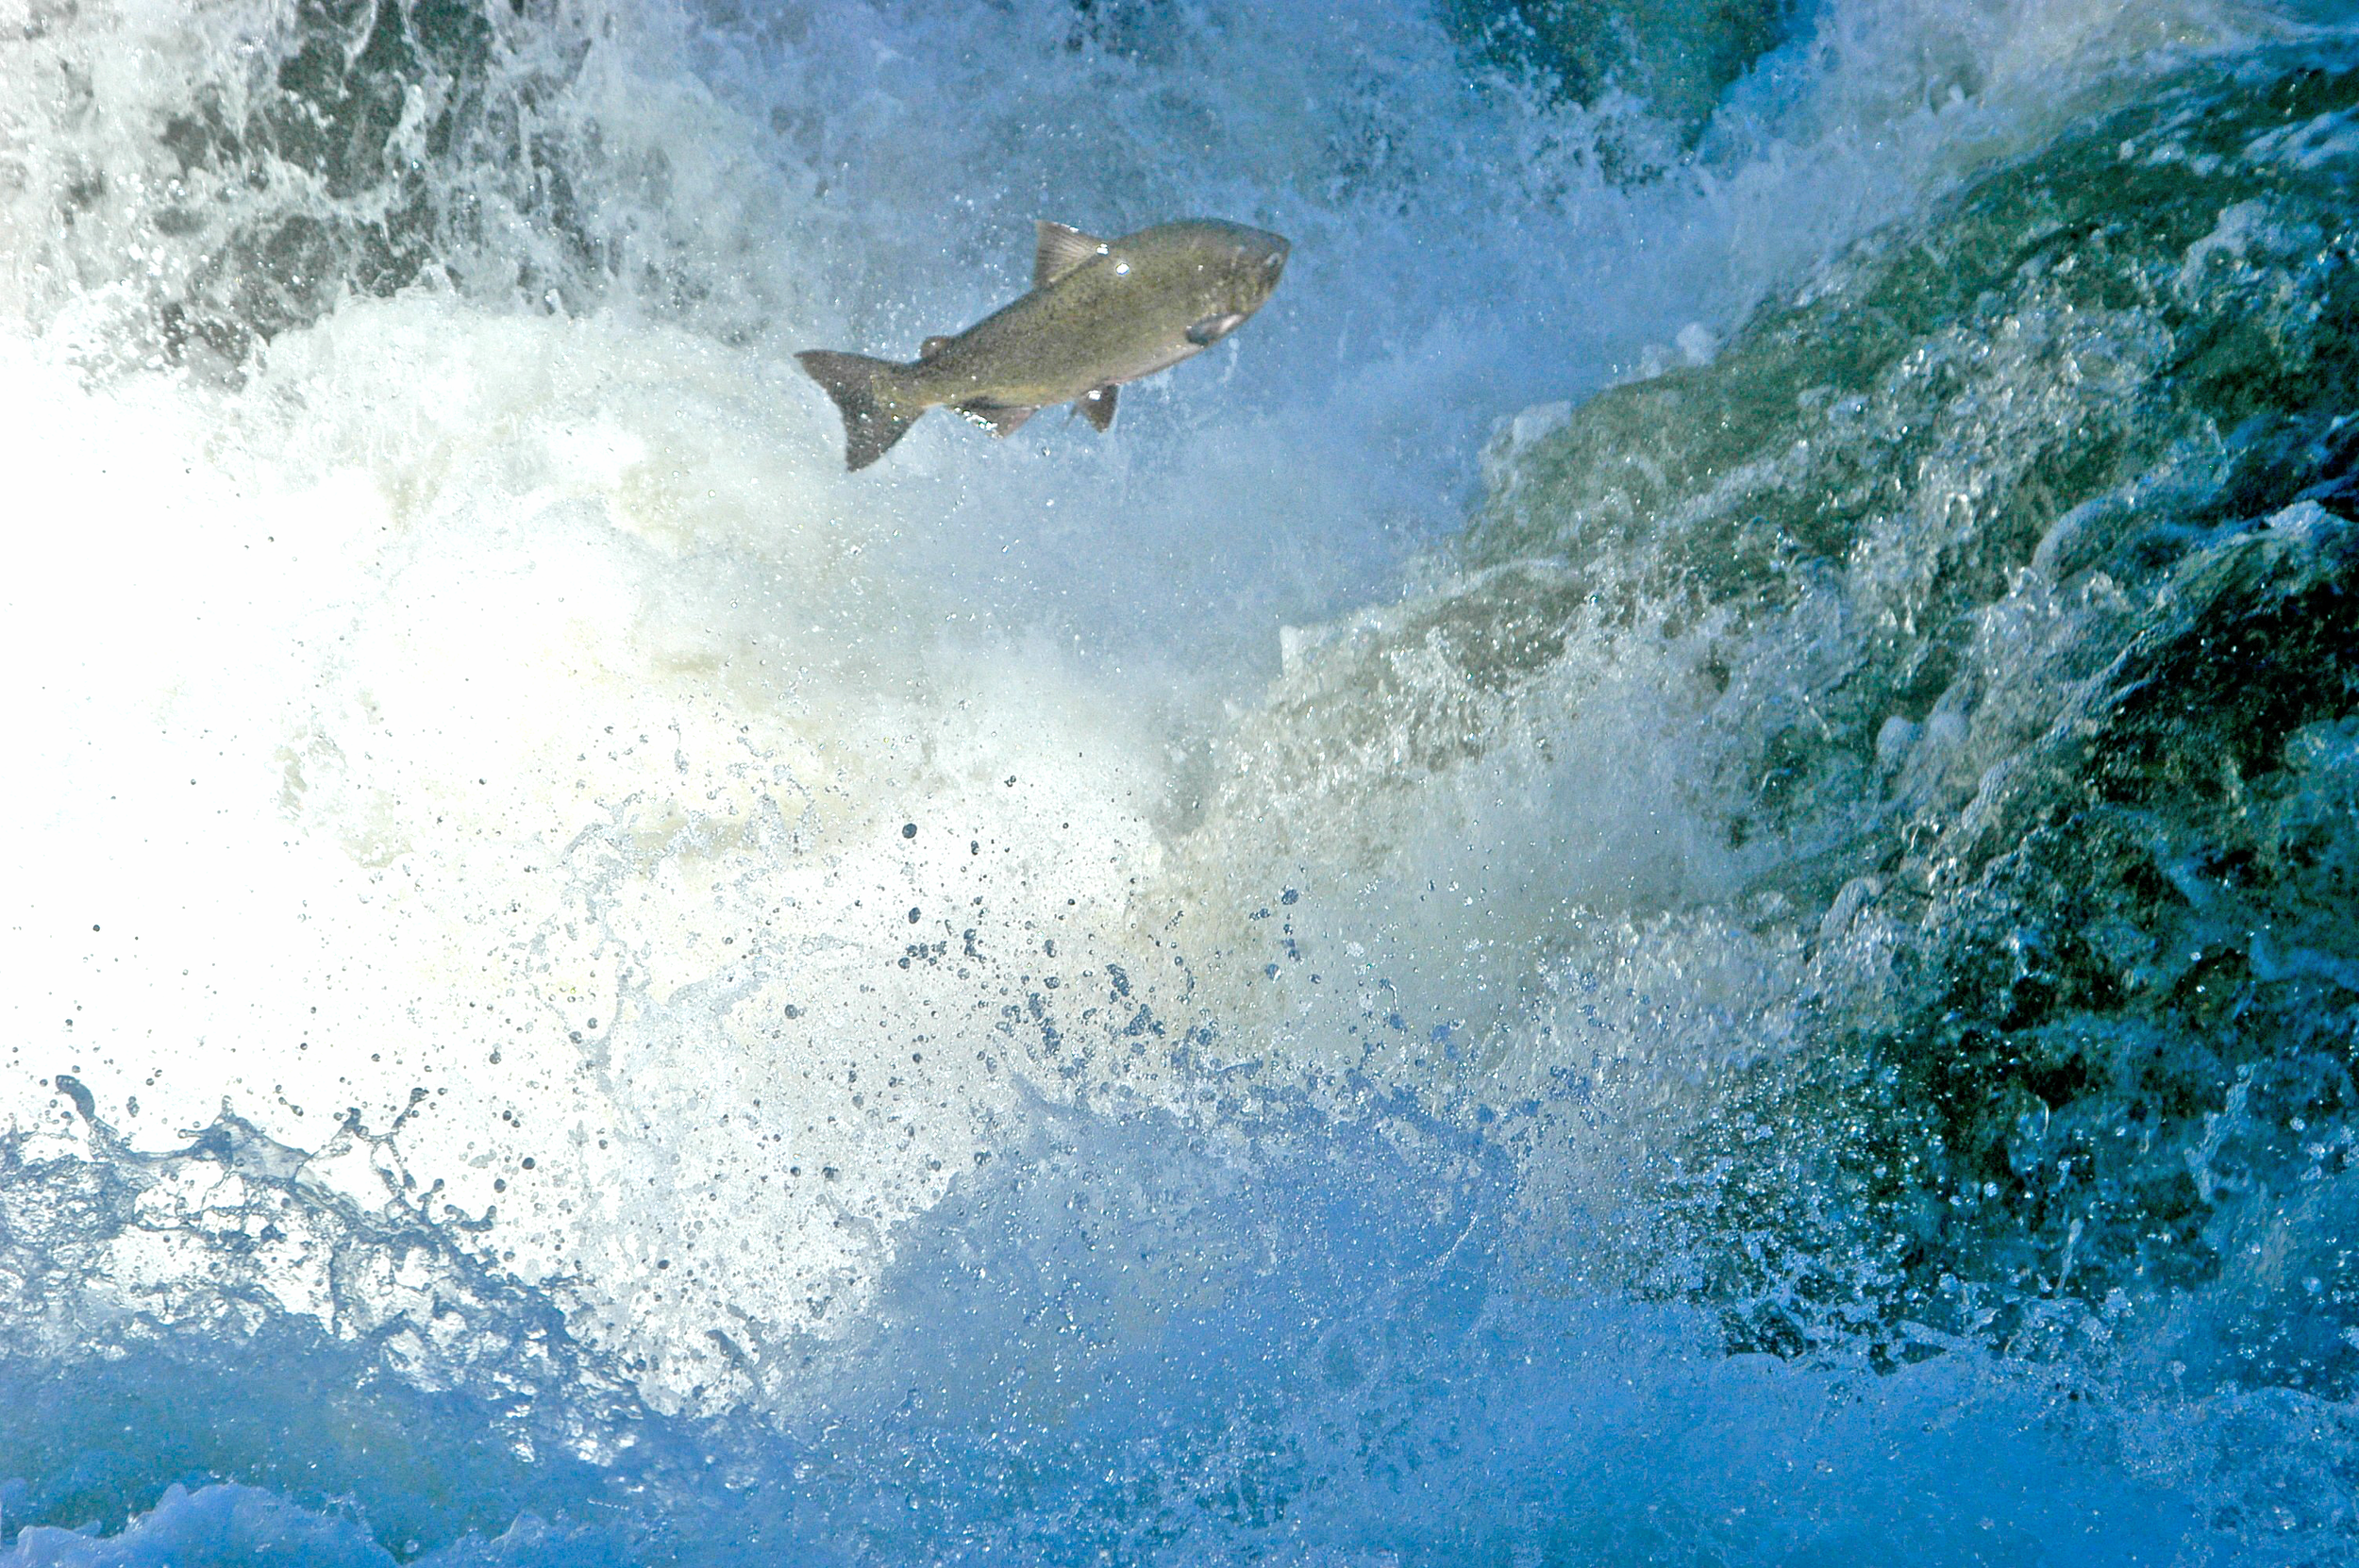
[796,218,1290,471]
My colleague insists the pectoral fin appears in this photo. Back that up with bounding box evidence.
[1186,312,1247,347]
[958,402,1036,437]
[1075,385,1117,432]
[1035,221,1109,288]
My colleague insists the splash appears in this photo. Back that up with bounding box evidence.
[4,0,2357,1561]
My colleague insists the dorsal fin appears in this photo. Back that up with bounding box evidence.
[1034,221,1108,289]
[919,334,953,360]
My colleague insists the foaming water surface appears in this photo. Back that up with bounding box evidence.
[5,0,2359,1562]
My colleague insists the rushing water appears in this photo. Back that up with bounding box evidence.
[4,1,2357,1562]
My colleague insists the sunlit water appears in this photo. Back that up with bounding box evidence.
[4,1,2357,1562]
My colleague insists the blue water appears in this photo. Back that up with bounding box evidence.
[0,1101,2237,1564]
[4,1,2358,1562]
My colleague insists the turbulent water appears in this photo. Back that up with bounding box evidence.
[4,0,2357,1561]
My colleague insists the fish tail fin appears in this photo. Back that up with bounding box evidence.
[795,349,923,471]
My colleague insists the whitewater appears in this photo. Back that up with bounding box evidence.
[3,0,2357,1561]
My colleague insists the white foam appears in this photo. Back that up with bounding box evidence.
[4,0,2344,1415]
[1,299,1186,1404]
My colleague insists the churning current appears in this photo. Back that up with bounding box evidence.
[4,1,2358,1563]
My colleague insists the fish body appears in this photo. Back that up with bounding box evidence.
[797,218,1290,470]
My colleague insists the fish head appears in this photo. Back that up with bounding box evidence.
[1119,219,1291,325]
[1200,220,1290,318]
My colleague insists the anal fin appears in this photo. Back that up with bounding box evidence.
[1075,384,1117,432]
[958,402,1037,438]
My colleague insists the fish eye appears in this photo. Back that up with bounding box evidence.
[1114,260,1130,276]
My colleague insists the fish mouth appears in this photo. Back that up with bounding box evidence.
[1247,237,1288,301]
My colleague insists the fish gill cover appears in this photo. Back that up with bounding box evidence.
[3,0,2358,1564]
